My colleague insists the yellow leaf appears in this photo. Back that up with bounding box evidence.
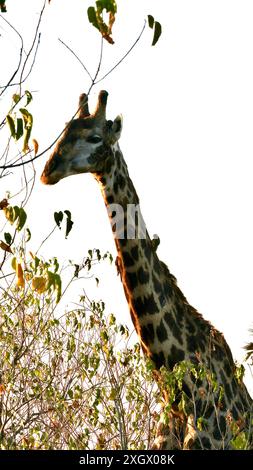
[16,263,25,288]
[11,256,17,270]
[32,276,47,294]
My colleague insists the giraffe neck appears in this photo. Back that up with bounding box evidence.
[95,143,183,365]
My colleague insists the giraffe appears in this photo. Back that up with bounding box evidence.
[41,90,253,450]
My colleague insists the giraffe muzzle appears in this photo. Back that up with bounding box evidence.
[40,152,62,185]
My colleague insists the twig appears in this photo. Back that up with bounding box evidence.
[58,38,93,81]
[18,33,41,87]
[18,0,46,92]
[95,20,146,85]
[90,35,104,89]
[35,225,58,255]
[0,15,24,96]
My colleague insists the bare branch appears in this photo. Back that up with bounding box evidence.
[95,20,146,85]
[0,15,24,96]
[58,38,93,82]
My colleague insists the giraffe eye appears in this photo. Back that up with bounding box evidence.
[86,135,102,144]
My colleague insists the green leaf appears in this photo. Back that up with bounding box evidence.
[4,205,20,225]
[11,256,17,270]
[34,256,40,270]
[25,228,31,242]
[231,431,247,450]
[87,6,99,30]
[64,210,71,219]
[68,389,73,399]
[16,208,27,231]
[25,90,33,106]
[64,210,74,238]
[53,257,59,273]
[15,118,23,141]
[4,232,12,245]
[152,21,162,46]
[96,0,117,14]
[65,218,74,238]
[147,14,154,29]
[54,211,63,228]
[47,271,62,303]
[87,1,116,44]
[12,93,21,104]
[19,108,32,125]
[6,115,15,138]
[19,108,33,152]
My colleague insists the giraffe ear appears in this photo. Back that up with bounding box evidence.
[112,115,123,140]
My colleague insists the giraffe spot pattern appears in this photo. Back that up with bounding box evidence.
[132,294,159,317]
[153,257,161,275]
[223,359,232,377]
[201,437,212,449]
[113,181,119,194]
[137,266,150,284]
[141,239,152,263]
[130,245,139,261]
[122,251,135,267]
[156,319,168,343]
[231,405,239,420]
[116,173,126,190]
[204,404,215,420]
[168,345,185,369]
[151,351,166,369]
[224,383,233,404]
[185,318,196,335]
[164,312,183,344]
[125,271,138,290]
[152,273,162,295]
[141,323,155,345]
[163,281,173,299]
[186,334,199,353]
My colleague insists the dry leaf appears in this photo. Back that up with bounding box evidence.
[0,199,9,210]
[0,241,12,253]
[32,138,39,155]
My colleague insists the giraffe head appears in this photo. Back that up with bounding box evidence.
[41,90,122,185]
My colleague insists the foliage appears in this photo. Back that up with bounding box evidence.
[156,362,252,450]
[87,1,162,47]
[6,92,35,153]
[0,207,159,449]
[54,210,74,239]
[147,15,162,46]
[87,0,117,44]
[0,253,158,449]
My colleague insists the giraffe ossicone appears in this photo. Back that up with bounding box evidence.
[41,91,253,450]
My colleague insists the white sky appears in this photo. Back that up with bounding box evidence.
[1,0,253,394]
